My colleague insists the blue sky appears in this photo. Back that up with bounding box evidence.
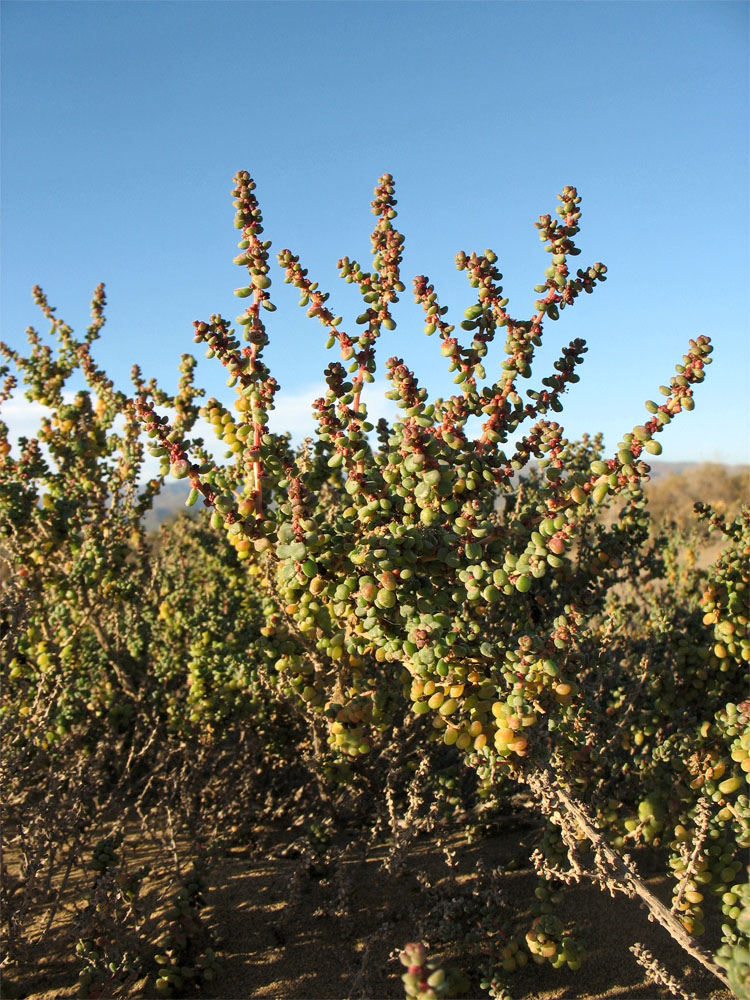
[2,1,748,466]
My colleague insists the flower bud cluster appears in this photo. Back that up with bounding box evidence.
[399,942,452,1000]
[525,913,585,970]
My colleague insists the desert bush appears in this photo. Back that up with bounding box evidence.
[1,171,747,999]
[0,296,313,996]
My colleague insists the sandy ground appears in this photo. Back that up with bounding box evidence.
[3,818,735,1000]
[199,823,732,1000]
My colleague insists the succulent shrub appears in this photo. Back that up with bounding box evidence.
[2,170,747,998]
[128,169,749,991]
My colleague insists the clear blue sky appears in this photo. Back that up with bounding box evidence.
[2,1,748,466]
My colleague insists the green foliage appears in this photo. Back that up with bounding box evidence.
[1,171,747,999]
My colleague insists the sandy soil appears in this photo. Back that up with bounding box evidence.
[199,822,732,1000]
[3,818,735,1000]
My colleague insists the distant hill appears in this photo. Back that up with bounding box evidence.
[643,460,748,482]
[642,461,748,527]
[142,482,202,531]
[646,461,696,481]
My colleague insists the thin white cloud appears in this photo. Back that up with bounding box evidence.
[1,396,56,442]
[266,379,400,442]
[1,382,405,478]
[0,393,85,445]
[266,381,327,441]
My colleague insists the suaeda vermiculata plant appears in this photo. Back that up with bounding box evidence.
[2,170,748,998]
[126,169,748,993]
[0,295,280,995]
